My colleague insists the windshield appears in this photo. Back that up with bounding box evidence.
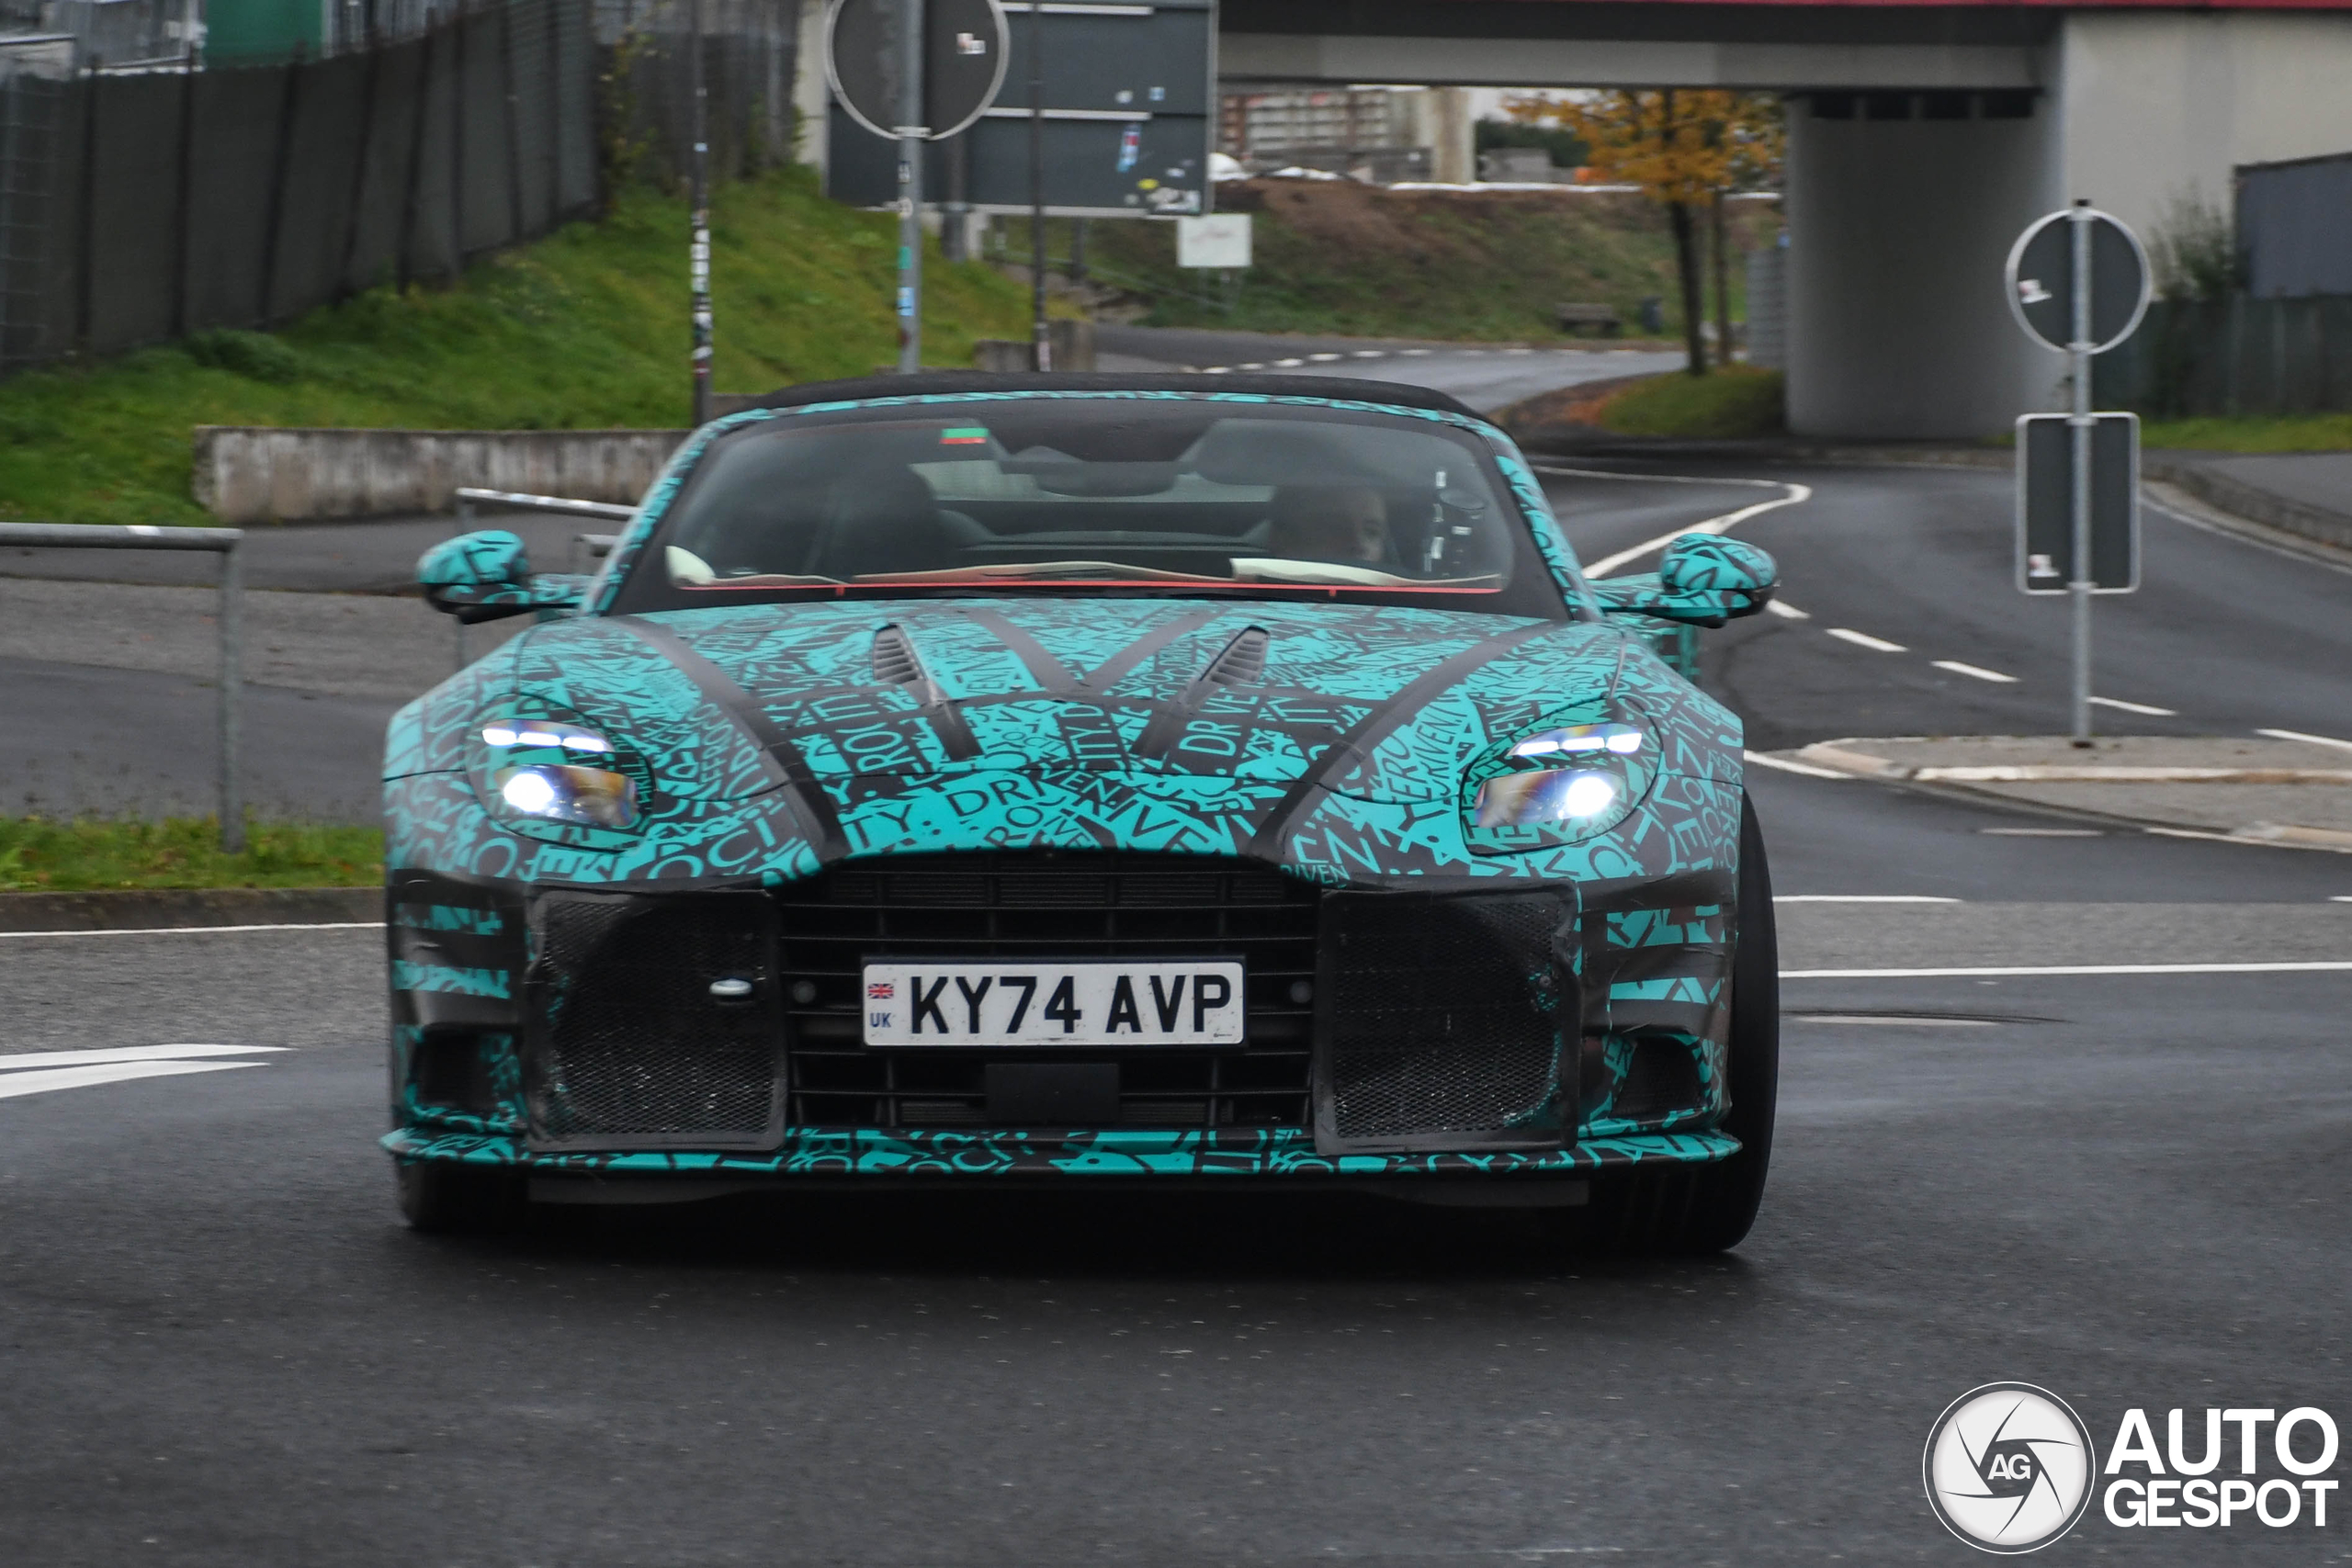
[606,397,1571,619]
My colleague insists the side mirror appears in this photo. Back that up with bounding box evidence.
[1590,534,1779,627]
[418,530,590,623]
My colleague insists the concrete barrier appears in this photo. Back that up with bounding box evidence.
[192,427,694,523]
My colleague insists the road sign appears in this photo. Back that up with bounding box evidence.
[2004,202,2152,744]
[825,0,1008,142]
[1176,214,1250,269]
[2016,412,2139,594]
[2005,207,2151,354]
[826,0,1213,218]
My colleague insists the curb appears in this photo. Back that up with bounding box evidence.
[0,886,379,933]
[1775,745,2352,852]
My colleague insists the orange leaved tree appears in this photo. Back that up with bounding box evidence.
[1507,90,1782,374]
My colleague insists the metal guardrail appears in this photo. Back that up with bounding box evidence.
[0,523,245,851]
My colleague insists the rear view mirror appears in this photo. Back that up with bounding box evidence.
[418,530,590,623]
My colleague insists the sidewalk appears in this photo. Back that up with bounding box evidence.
[1769,734,2352,849]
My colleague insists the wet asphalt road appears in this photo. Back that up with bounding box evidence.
[3,346,2350,1563]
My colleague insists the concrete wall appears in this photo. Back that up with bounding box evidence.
[193,428,689,524]
[1784,102,2060,438]
[2054,12,2352,245]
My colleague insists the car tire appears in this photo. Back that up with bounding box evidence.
[1561,793,1780,1256]
[395,1160,524,1235]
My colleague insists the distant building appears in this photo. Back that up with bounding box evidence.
[1219,84,1475,184]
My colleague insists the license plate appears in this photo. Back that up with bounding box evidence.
[860,961,1245,1046]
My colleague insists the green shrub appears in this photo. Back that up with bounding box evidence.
[1600,366,1784,438]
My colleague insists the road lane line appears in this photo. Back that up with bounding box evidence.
[1308,353,1343,362]
[2257,728,2352,753]
[1783,961,2352,978]
[0,920,383,939]
[2089,695,2177,716]
[0,1060,262,1101]
[1982,829,2102,837]
[1577,482,1813,577]
[1743,750,1850,779]
[1272,358,1304,367]
[1826,627,1907,653]
[2144,826,2352,854]
[1351,350,1385,357]
[1764,600,1810,620]
[1932,660,2018,683]
[0,1043,286,1071]
[1775,895,1960,903]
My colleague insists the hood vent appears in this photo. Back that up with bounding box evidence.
[1200,626,1269,689]
[871,625,979,760]
[872,625,931,691]
[1136,626,1270,759]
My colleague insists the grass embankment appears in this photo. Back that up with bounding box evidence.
[1599,366,1784,438]
[0,165,1036,525]
[2140,413,2352,452]
[1057,179,1768,342]
[0,818,382,891]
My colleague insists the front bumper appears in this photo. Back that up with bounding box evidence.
[385,849,1742,1188]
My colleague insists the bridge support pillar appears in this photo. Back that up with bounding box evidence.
[1784,100,2058,440]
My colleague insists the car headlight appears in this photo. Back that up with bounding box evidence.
[1464,721,1653,852]
[480,719,641,829]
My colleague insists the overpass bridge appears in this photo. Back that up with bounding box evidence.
[1222,2,2352,438]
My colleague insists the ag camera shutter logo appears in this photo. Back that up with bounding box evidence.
[1923,1383,2096,1552]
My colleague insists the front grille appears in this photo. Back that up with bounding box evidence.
[526,892,783,1148]
[1316,888,1575,1152]
[776,852,1317,1129]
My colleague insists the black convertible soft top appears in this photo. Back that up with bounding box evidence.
[747,370,1486,423]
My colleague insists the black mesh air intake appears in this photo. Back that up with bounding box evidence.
[526,892,782,1149]
[1611,1036,1706,1123]
[1314,888,1577,1154]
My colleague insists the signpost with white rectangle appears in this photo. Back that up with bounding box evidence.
[2005,202,2153,744]
[1176,213,1250,269]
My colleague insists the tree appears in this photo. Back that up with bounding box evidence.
[1506,90,1782,375]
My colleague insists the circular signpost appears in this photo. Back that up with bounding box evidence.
[2003,202,2154,750]
[826,0,1009,374]
[2004,205,2151,354]
[825,0,1008,142]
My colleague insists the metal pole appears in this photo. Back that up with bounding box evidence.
[1027,6,1047,369]
[2067,199,2094,747]
[218,537,243,853]
[689,0,712,423]
[453,492,471,673]
[895,0,924,374]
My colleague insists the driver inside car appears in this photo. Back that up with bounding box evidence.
[1264,485,1393,566]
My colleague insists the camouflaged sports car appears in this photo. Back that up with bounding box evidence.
[385,373,1783,1251]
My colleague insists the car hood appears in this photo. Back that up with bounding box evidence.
[482,597,1701,806]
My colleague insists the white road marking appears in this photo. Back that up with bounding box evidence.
[2089,695,2177,716]
[1203,366,1230,374]
[1308,352,1343,362]
[2257,728,2352,753]
[1932,660,2018,683]
[1790,1014,1998,1027]
[0,920,382,940]
[1272,357,1305,367]
[0,1043,285,1071]
[1578,483,1813,577]
[1775,895,1960,903]
[2330,897,2352,903]
[1743,750,1850,779]
[1783,961,2352,979]
[1238,362,1263,370]
[1826,627,1907,653]
[1763,599,1810,620]
[1351,350,1385,358]
[0,1060,262,1101]
[1399,348,1432,355]
[2144,826,2352,854]
[1981,828,2103,837]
